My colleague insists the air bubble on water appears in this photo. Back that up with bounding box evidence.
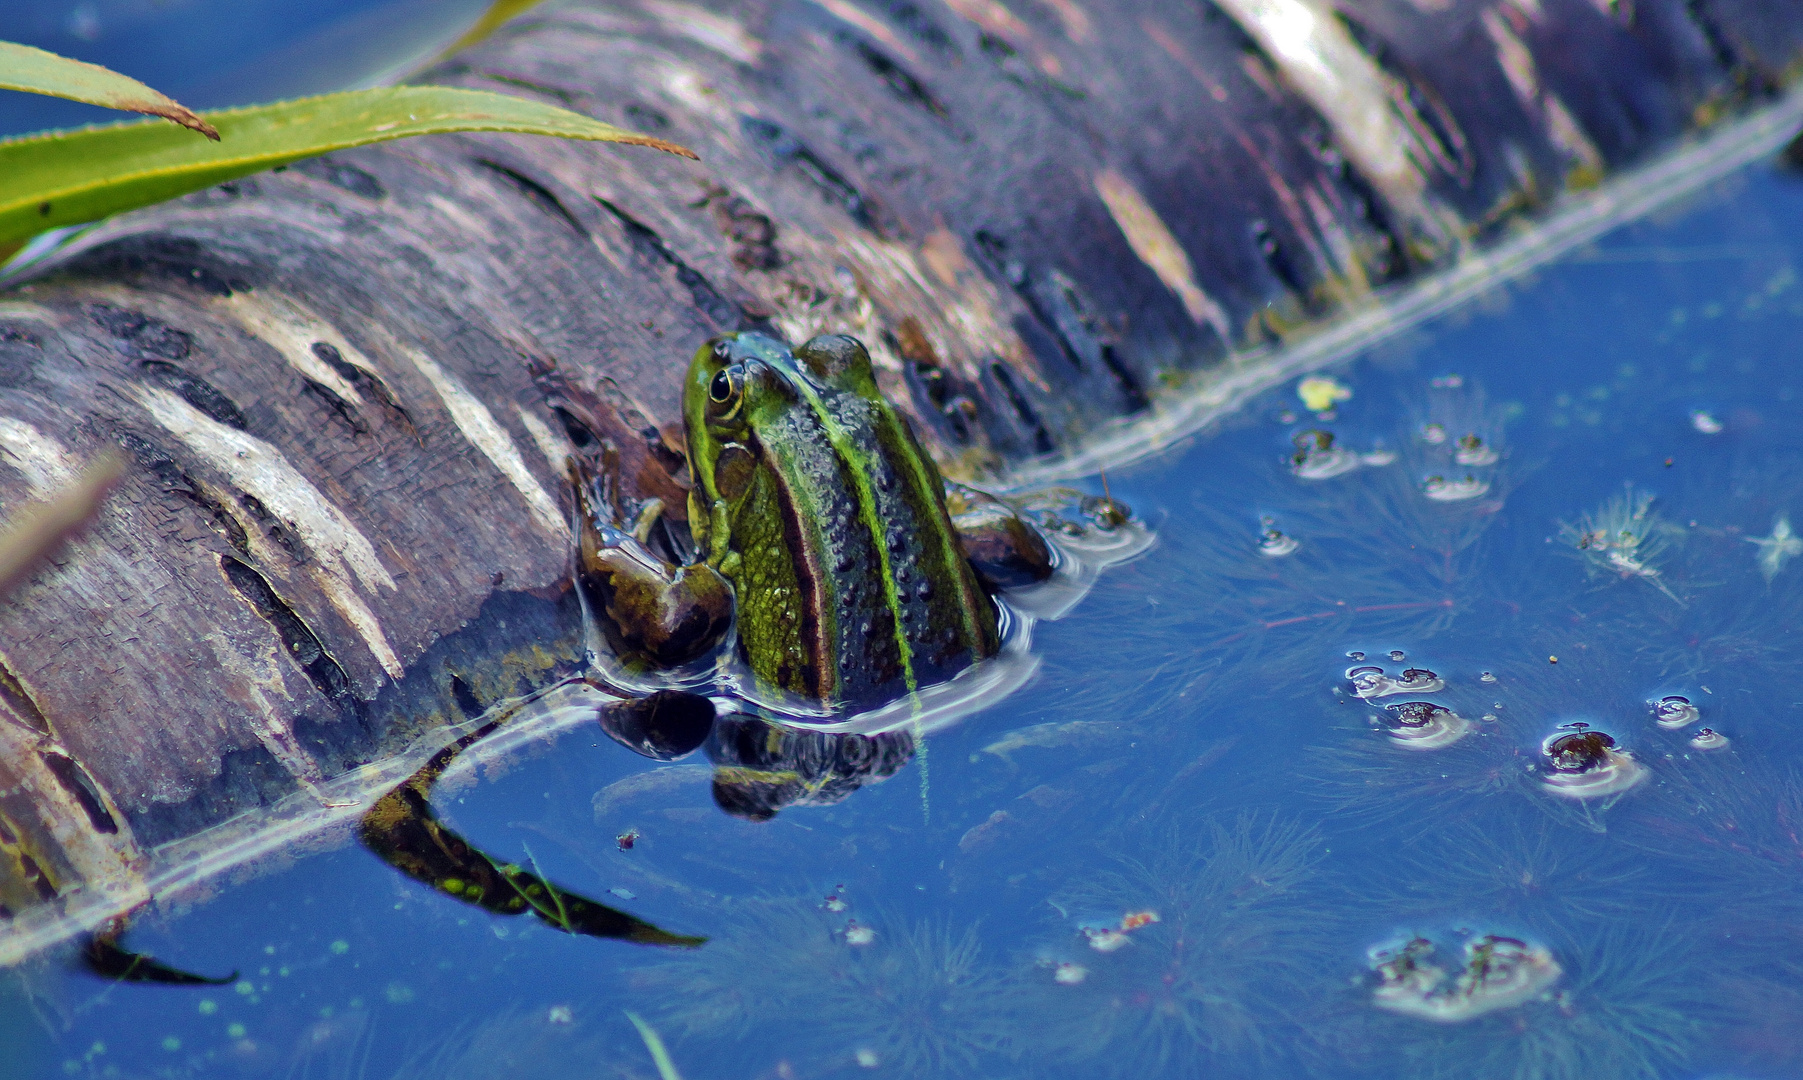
[1454,434,1500,466]
[1394,668,1444,693]
[1479,671,1497,683]
[1384,701,1473,750]
[1258,516,1299,557]
[1691,410,1724,434]
[1369,933,1561,1022]
[1347,651,1366,661]
[1389,650,1406,662]
[1291,429,1362,480]
[1362,449,1399,466]
[1422,475,1492,501]
[1540,726,1647,799]
[1689,728,1729,750]
[1421,423,1448,445]
[1651,695,1699,729]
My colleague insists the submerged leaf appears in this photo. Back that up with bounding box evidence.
[0,85,696,247]
[0,40,218,138]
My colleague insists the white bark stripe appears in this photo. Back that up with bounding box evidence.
[403,348,571,543]
[215,291,372,407]
[1094,169,1232,341]
[133,383,397,595]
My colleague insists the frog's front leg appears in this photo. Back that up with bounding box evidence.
[571,454,732,669]
[943,481,1057,589]
[944,481,1135,590]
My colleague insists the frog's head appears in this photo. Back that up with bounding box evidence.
[681,331,997,708]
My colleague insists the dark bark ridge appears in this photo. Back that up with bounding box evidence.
[0,0,1798,948]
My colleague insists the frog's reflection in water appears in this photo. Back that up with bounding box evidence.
[593,687,914,820]
[355,686,913,944]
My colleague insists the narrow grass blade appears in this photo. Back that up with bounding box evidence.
[0,41,217,138]
[0,85,696,247]
[0,450,125,598]
[626,1012,685,1080]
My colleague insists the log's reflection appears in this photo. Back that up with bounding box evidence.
[359,715,704,948]
[80,917,237,985]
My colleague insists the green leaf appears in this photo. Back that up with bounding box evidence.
[0,41,218,139]
[436,0,549,62]
[0,85,696,248]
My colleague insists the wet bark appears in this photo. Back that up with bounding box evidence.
[0,0,1799,946]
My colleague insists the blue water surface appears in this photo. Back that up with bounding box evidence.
[7,6,1803,1079]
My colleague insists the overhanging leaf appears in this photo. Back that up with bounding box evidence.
[0,41,218,139]
[0,85,696,247]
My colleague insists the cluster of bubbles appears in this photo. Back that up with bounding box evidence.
[1345,650,1469,750]
[1288,429,1397,481]
[1367,931,1563,1022]
[1648,694,1727,750]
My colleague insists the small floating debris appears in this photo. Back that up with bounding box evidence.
[1347,665,1446,699]
[1421,423,1448,445]
[1370,934,1562,1022]
[1690,409,1724,434]
[1053,961,1088,985]
[1454,434,1500,467]
[1540,725,1647,799]
[1689,728,1729,751]
[1258,516,1299,557]
[1422,475,1491,501]
[616,828,640,851]
[1292,429,1361,479]
[1558,487,1683,603]
[1389,650,1406,663]
[1479,672,1497,683]
[1081,909,1162,951]
[1650,695,1699,730]
[1298,376,1353,413]
[1746,514,1803,581]
[843,921,876,946]
[1384,702,1473,750]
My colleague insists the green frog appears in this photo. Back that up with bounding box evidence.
[574,330,1103,713]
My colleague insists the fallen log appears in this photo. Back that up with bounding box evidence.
[0,0,1799,959]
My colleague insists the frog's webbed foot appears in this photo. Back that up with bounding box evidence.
[944,481,1057,590]
[81,918,237,985]
[570,454,733,669]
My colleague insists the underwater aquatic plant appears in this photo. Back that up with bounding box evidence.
[1557,486,1685,604]
[632,898,1014,1075]
[1370,815,1652,924]
[1016,814,1336,1076]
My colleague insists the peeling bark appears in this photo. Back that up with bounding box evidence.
[0,0,1799,955]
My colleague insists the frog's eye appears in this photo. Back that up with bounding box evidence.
[709,369,735,404]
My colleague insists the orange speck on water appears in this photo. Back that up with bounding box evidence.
[1120,910,1161,931]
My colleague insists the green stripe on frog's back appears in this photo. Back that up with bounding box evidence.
[763,348,997,703]
[807,349,998,669]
